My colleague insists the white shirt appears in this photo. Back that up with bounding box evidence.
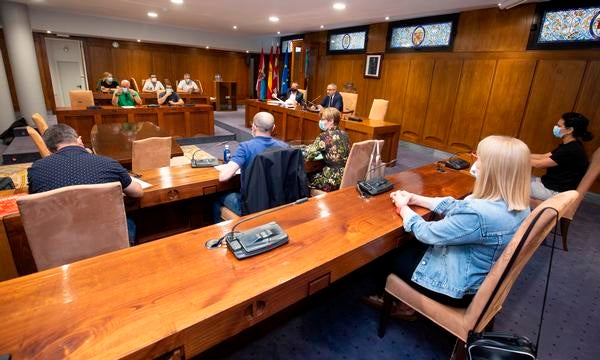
[142,80,165,92]
[287,91,298,102]
[177,79,200,92]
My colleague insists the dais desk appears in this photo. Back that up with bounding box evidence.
[93,92,210,106]
[246,100,401,163]
[0,165,473,359]
[56,104,214,145]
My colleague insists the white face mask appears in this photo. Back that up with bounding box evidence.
[184,78,190,84]
[151,77,157,83]
[122,87,129,94]
[469,160,479,178]
[106,77,113,83]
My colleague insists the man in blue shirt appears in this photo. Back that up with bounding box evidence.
[27,124,143,243]
[215,112,289,219]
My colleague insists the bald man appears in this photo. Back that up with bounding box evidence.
[318,83,343,112]
[215,112,289,218]
[112,80,142,107]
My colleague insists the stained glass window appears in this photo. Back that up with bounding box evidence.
[538,7,600,43]
[390,22,453,48]
[328,31,367,52]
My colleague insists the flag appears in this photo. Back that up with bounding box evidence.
[280,46,289,95]
[267,46,273,99]
[256,48,266,100]
[272,45,279,96]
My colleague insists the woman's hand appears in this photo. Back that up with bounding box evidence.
[390,190,412,209]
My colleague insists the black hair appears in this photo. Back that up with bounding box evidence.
[43,124,79,152]
[562,112,593,142]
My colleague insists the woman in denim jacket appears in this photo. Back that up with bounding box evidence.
[369,136,532,319]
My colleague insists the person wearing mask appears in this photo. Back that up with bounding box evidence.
[177,73,200,93]
[112,80,142,107]
[158,80,184,105]
[213,112,289,219]
[27,124,143,245]
[530,112,594,200]
[97,72,118,92]
[364,135,531,318]
[142,74,165,93]
[317,83,343,112]
[304,108,349,191]
[272,82,305,106]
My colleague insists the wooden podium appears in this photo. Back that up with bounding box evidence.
[213,81,237,111]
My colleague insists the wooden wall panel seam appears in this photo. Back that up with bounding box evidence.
[515,59,539,139]
[477,59,500,143]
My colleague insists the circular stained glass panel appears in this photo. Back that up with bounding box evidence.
[412,26,425,47]
[590,11,600,39]
[342,34,351,49]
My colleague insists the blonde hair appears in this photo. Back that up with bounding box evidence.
[321,107,341,125]
[472,135,531,211]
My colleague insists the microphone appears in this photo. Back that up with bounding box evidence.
[205,197,309,249]
[365,158,397,178]
[357,159,397,197]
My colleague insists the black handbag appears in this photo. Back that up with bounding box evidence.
[466,207,560,360]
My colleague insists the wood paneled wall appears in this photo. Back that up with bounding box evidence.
[0,33,252,113]
[303,4,600,170]
[0,30,19,111]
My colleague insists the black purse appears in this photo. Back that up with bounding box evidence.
[466,207,559,360]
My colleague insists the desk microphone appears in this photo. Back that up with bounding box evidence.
[357,159,397,197]
[205,197,309,249]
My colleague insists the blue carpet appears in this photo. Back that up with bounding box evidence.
[195,110,599,360]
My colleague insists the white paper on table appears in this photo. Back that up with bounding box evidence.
[214,164,241,175]
[131,176,153,189]
[121,106,136,109]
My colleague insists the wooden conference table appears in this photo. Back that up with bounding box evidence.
[56,104,215,146]
[246,100,401,163]
[0,164,474,359]
[93,92,210,106]
[91,122,183,168]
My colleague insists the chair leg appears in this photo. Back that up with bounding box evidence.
[450,338,466,360]
[560,218,571,251]
[377,292,394,338]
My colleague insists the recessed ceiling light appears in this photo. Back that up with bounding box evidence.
[320,25,324,29]
[233,25,238,30]
[277,31,281,35]
[246,50,250,53]
[385,16,390,21]
[46,30,52,34]
[147,11,158,18]
[332,3,346,10]
[205,46,210,49]
[269,16,279,22]
[137,39,141,42]
[171,0,184,4]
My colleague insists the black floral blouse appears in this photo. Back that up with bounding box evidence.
[304,126,350,191]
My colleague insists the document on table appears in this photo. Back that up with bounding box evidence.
[214,164,241,175]
[131,176,153,189]
[121,106,136,109]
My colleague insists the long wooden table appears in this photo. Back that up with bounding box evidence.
[0,165,473,359]
[246,100,401,163]
[93,92,210,106]
[56,104,214,146]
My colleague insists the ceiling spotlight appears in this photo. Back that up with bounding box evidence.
[205,46,210,49]
[277,31,281,35]
[171,0,184,4]
[147,11,158,18]
[246,50,250,53]
[320,25,324,29]
[137,39,141,42]
[46,30,52,34]
[385,16,390,21]
[269,16,279,22]
[332,3,346,10]
[233,25,238,30]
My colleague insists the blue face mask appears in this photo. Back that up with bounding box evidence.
[319,119,328,131]
[122,87,129,94]
[552,125,564,138]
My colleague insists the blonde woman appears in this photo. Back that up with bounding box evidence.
[304,108,350,191]
[366,136,531,317]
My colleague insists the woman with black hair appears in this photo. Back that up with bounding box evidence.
[530,112,594,200]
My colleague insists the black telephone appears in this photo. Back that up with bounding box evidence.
[191,150,219,168]
[445,156,470,170]
[226,222,288,259]
[357,177,394,196]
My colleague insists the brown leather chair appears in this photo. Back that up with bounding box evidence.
[368,99,389,121]
[26,126,51,158]
[340,91,358,117]
[378,190,578,348]
[298,89,307,101]
[16,182,129,271]
[132,137,172,172]
[195,79,204,95]
[130,77,140,92]
[310,140,384,196]
[31,113,49,135]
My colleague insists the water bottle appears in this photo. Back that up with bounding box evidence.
[223,144,231,164]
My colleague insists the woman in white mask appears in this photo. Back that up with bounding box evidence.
[530,112,593,200]
[304,108,350,192]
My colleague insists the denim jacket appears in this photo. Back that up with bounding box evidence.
[402,196,530,299]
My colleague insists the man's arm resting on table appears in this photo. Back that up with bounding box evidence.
[218,161,240,182]
[124,181,143,198]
